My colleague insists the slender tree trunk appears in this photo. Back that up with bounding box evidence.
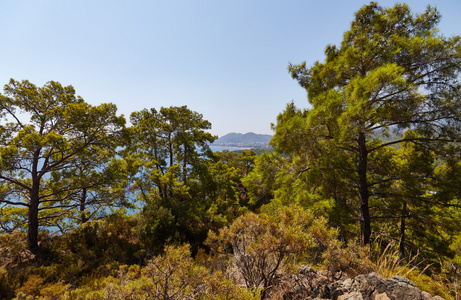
[182,143,187,182]
[80,187,88,223]
[358,131,371,245]
[399,201,406,259]
[168,134,174,168]
[168,134,174,197]
[159,184,165,198]
[28,180,40,252]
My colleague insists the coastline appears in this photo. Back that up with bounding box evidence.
[210,145,251,151]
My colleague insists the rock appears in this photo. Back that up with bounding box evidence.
[338,291,364,300]
[273,269,445,300]
[421,292,435,300]
[374,292,391,300]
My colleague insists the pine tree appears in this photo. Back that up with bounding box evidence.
[273,2,461,245]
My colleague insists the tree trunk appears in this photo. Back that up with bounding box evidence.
[168,133,174,168]
[80,187,88,224]
[28,149,41,252]
[399,201,406,259]
[168,134,174,197]
[358,132,371,245]
[27,181,40,252]
[182,143,187,182]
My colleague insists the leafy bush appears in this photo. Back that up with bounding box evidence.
[14,275,70,300]
[63,244,234,300]
[144,244,208,299]
[322,239,374,279]
[206,205,336,299]
[35,214,143,282]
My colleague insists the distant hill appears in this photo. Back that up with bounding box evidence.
[212,132,272,148]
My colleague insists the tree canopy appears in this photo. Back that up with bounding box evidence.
[128,106,247,253]
[272,2,461,250]
[0,79,126,250]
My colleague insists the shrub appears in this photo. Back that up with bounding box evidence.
[144,244,208,299]
[63,244,209,300]
[322,239,374,279]
[206,205,336,299]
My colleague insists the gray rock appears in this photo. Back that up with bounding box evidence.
[273,269,445,300]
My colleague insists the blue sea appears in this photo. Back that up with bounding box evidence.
[210,146,248,152]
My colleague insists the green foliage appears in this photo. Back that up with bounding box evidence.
[37,214,143,281]
[244,143,357,240]
[207,149,257,211]
[242,151,286,210]
[272,2,461,252]
[0,79,126,250]
[130,106,247,254]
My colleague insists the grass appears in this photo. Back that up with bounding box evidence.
[373,243,459,300]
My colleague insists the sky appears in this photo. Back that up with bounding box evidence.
[1,0,460,137]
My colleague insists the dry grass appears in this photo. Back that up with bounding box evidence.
[374,243,429,278]
[373,243,458,300]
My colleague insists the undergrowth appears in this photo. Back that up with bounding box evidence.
[0,211,460,300]
[372,243,459,300]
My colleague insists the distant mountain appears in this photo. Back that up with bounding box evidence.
[212,132,272,148]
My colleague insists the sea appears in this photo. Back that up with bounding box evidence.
[209,146,248,152]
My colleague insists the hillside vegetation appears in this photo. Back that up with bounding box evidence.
[1,2,461,299]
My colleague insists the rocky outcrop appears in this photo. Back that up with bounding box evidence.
[273,266,444,300]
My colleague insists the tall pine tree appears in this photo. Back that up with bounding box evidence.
[272,3,461,247]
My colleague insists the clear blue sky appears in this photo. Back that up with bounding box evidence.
[1,1,460,137]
